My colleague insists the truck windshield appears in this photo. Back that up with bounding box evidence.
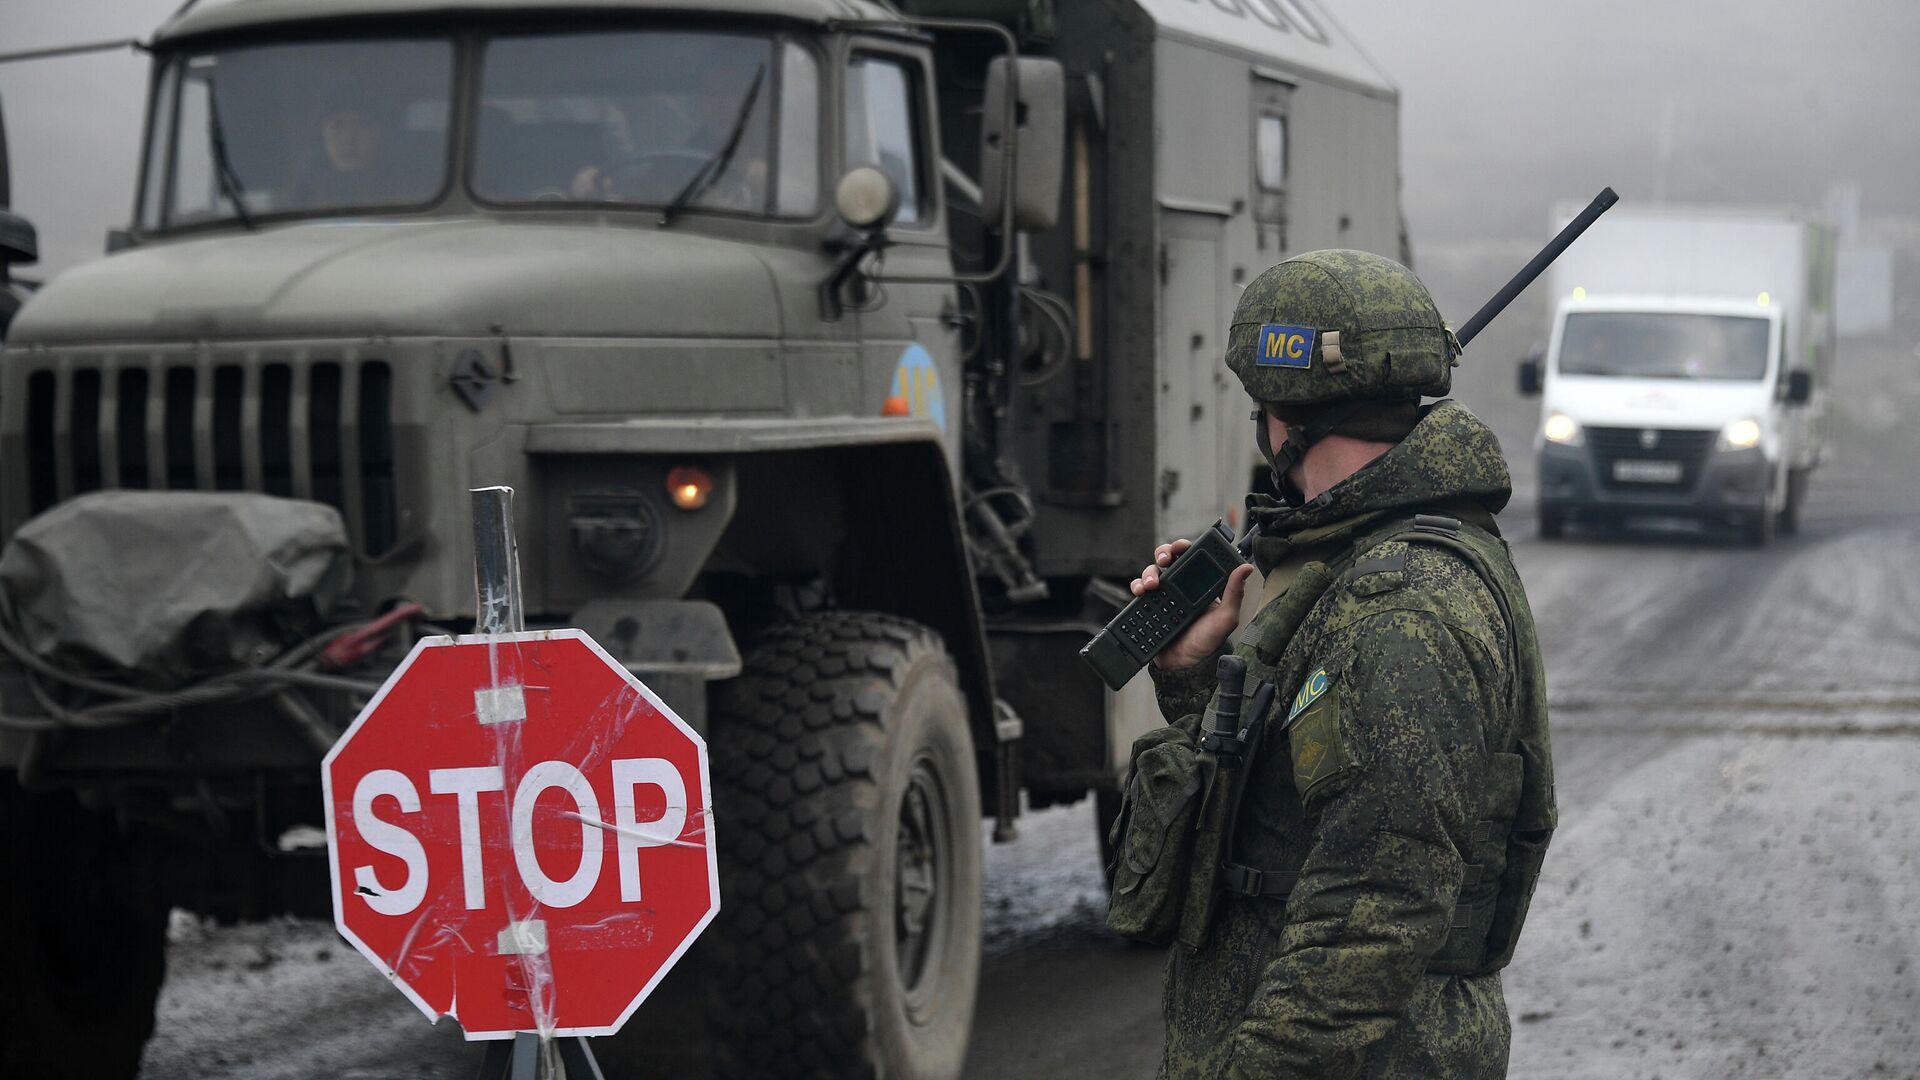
[473,31,817,217]
[1558,311,1771,381]
[144,39,454,228]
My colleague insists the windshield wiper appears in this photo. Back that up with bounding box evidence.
[659,63,767,227]
[204,80,255,230]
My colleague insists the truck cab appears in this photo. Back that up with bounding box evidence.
[4,8,1018,1075]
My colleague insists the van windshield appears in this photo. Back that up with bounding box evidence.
[145,39,454,228]
[1558,311,1771,381]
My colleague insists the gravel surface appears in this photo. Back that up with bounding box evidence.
[1506,732,1920,1079]
[139,309,1920,1079]
[140,509,1920,1080]
[138,801,1132,1080]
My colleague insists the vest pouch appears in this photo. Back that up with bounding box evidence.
[1173,752,1233,951]
[1482,738,1557,971]
[1427,750,1523,975]
[1106,730,1206,945]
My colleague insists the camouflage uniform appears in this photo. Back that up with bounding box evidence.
[1142,251,1551,1079]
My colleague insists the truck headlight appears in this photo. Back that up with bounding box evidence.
[1543,412,1583,446]
[569,491,665,581]
[1717,418,1762,451]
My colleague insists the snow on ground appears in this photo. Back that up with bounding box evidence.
[145,913,471,1079]
[1506,728,1920,1079]
[141,800,1117,1079]
[981,799,1112,953]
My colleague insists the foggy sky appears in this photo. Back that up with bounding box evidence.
[1337,0,1920,245]
[3,0,1919,280]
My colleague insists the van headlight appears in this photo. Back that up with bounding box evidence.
[1543,412,1583,446]
[1716,418,1762,452]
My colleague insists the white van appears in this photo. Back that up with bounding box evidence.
[1520,206,1836,543]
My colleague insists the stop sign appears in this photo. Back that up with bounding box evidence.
[322,629,717,1040]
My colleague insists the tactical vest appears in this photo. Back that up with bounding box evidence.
[1219,512,1556,978]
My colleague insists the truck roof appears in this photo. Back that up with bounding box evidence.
[1548,207,1826,317]
[153,0,1397,98]
[1550,200,1829,228]
[1131,0,1394,97]
[155,0,897,42]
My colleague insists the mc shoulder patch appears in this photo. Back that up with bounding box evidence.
[1257,324,1316,368]
[1285,667,1356,804]
[1287,667,1331,721]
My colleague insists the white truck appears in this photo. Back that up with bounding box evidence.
[1520,205,1837,543]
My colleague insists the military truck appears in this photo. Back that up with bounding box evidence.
[0,0,1405,1075]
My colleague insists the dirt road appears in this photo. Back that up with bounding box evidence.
[140,319,1920,1078]
[139,489,1920,1079]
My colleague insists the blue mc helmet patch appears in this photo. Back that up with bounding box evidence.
[1257,324,1316,368]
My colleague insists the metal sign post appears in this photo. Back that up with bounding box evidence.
[324,486,716,1074]
[470,486,604,1080]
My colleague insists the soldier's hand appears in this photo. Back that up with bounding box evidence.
[1131,539,1257,671]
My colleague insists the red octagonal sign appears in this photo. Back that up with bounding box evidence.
[323,630,717,1039]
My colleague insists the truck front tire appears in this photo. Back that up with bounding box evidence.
[709,613,982,1080]
[0,783,169,1080]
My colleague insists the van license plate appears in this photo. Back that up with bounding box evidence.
[1613,459,1683,483]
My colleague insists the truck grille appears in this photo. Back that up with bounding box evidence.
[1587,426,1715,493]
[22,358,398,556]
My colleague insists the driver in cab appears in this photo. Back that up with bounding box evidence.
[569,55,768,210]
[296,94,394,208]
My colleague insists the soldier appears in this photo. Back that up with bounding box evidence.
[1126,250,1555,1078]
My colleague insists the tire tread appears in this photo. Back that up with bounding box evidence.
[708,612,955,1080]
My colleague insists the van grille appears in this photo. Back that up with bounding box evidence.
[1587,426,1716,493]
[22,358,398,557]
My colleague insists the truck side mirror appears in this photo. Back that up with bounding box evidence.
[1785,369,1812,405]
[0,89,13,211]
[0,92,35,276]
[0,209,35,271]
[1518,356,1542,397]
[980,56,1065,233]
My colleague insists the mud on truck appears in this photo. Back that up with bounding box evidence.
[0,0,1405,1075]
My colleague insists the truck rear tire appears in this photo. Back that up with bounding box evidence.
[708,613,982,1080]
[0,783,169,1080]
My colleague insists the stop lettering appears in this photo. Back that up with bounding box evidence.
[323,630,718,1040]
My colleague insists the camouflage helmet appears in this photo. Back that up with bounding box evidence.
[1224,249,1456,408]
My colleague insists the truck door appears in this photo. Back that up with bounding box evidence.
[1157,211,1228,535]
[844,44,962,479]
[1250,75,1292,253]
